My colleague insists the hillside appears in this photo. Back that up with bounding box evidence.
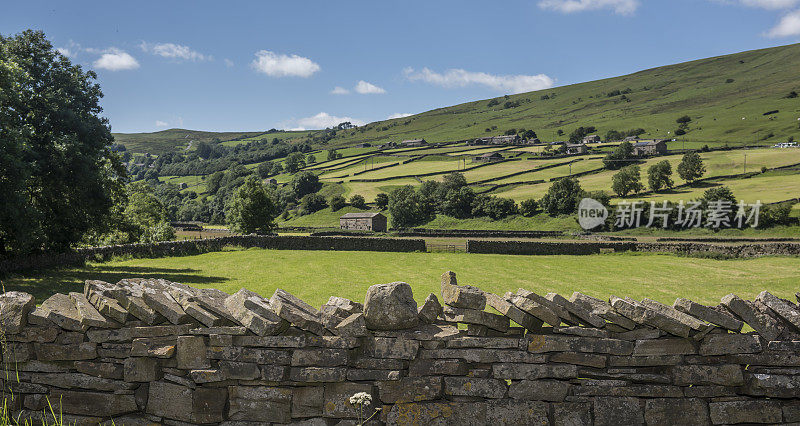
[112,129,265,154]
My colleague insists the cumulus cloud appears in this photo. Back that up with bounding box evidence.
[155,120,169,127]
[251,50,320,77]
[538,0,640,15]
[140,42,211,61]
[295,112,365,130]
[740,0,800,9]
[354,80,386,94]
[331,86,350,95]
[224,58,234,67]
[93,49,140,71]
[56,47,75,58]
[404,67,555,94]
[388,113,413,119]
[767,9,800,36]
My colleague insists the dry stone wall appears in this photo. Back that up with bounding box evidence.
[2,272,800,425]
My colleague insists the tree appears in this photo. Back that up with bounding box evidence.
[611,165,645,197]
[327,150,342,161]
[225,176,278,234]
[299,193,328,214]
[388,186,435,229]
[677,152,706,183]
[539,178,584,216]
[290,171,321,198]
[440,187,476,219]
[0,30,125,255]
[257,162,273,178]
[196,141,213,159]
[472,195,518,220]
[605,130,624,142]
[519,199,540,217]
[676,115,692,124]
[329,195,346,211]
[647,160,674,192]
[603,141,634,170]
[375,193,389,210]
[307,154,317,164]
[271,162,284,175]
[349,194,367,209]
[285,152,306,173]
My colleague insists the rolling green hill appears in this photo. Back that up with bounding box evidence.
[112,129,266,154]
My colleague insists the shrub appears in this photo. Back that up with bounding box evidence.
[677,152,706,183]
[349,194,367,209]
[611,165,645,197]
[388,186,435,228]
[472,195,518,220]
[300,193,328,214]
[647,160,674,192]
[375,193,389,210]
[329,195,346,211]
[676,115,692,124]
[519,199,540,217]
[291,171,321,198]
[675,128,686,136]
[540,177,584,216]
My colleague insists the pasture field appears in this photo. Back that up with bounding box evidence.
[158,175,206,193]
[5,249,800,308]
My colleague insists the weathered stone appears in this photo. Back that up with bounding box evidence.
[611,327,662,341]
[192,386,227,424]
[609,355,683,367]
[270,289,326,335]
[189,368,225,383]
[493,363,578,380]
[74,360,124,379]
[571,292,636,330]
[645,398,709,426]
[25,307,52,326]
[97,342,131,358]
[209,346,291,364]
[573,383,683,398]
[709,400,782,425]
[28,371,134,392]
[323,382,375,418]
[485,292,542,332]
[162,283,225,327]
[756,290,800,332]
[189,326,247,335]
[527,334,633,355]
[362,282,419,330]
[673,364,744,387]
[111,280,164,325]
[176,335,210,369]
[291,349,348,366]
[85,280,130,323]
[386,401,548,426]
[508,379,569,401]
[228,386,292,423]
[720,294,780,341]
[131,337,176,358]
[409,359,467,376]
[50,390,137,417]
[292,386,324,418]
[289,367,346,382]
[768,339,800,351]
[347,369,401,381]
[374,323,461,341]
[611,296,691,338]
[0,291,35,334]
[326,296,363,314]
[68,292,117,328]
[640,298,708,331]
[333,312,368,337]
[40,293,84,331]
[511,290,562,326]
[138,279,192,325]
[5,326,58,343]
[35,342,96,361]
[440,270,486,310]
[442,306,509,332]
[225,288,289,336]
[594,397,644,426]
[124,357,162,382]
[378,376,442,403]
[554,325,609,338]
[418,293,443,324]
[190,287,239,324]
[674,298,743,332]
[553,402,592,426]
[550,352,607,369]
[446,336,522,349]
[546,293,605,328]
[421,348,546,364]
[261,365,289,381]
[364,337,420,360]
[444,377,507,398]
[146,381,193,422]
[699,333,762,355]
[633,338,696,356]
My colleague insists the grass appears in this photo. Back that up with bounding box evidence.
[4,249,799,308]
[113,129,266,155]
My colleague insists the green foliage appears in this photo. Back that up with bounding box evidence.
[519,199,540,217]
[329,195,346,211]
[299,193,328,215]
[568,126,596,144]
[375,193,389,210]
[676,115,692,124]
[0,30,125,255]
[677,152,706,183]
[349,194,367,209]
[285,152,307,173]
[611,165,645,197]
[307,154,317,164]
[647,160,674,192]
[472,195,518,220]
[327,149,343,161]
[225,176,278,234]
[540,177,584,216]
[758,201,797,228]
[291,171,321,198]
[388,185,435,229]
[603,141,635,170]
[786,91,797,99]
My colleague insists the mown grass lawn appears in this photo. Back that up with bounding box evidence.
[5,249,799,309]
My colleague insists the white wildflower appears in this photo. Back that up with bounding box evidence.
[349,391,372,407]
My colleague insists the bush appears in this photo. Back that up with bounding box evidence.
[677,152,706,183]
[472,195,518,220]
[647,160,674,192]
[674,128,686,136]
[291,171,321,198]
[759,201,797,228]
[375,193,389,210]
[329,195,346,211]
[676,115,692,124]
[388,186,435,229]
[540,177,584,216]
[299,193,327,214]
[603,141,634,170]
[611,165,645,197]
[520,199,540,217]
[350,194,367,209]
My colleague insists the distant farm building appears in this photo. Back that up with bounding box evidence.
[566,144,588,155]
[773,142,798,148]
[474,152,505,162]
[340,212,388,232]
[582,134,601,143]
[473,135,523,145]
[633,140,668,156]
[400,139,428,147]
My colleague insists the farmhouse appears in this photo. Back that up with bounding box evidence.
[473,152,505,162]
[339,212,388,232]
[633,139,668,156]
[400,139,427,147]
[566,143,588,155]
[582,134,601,143]
[473,135,523,145]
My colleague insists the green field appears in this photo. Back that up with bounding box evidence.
[5,249,799,308]
[113,129,266,154]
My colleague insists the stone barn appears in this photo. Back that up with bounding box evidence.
[633,140,668,156]
[340,212,388,232]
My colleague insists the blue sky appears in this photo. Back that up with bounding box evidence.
[3,0,800,133]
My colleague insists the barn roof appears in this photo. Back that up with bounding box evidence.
[340,212,385,219]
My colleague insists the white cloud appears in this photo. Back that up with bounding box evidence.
[740,0,800,9]
[93,49,140,71]
[251,50,320,77]
[538,0,640,15]
[354,80,386,94]
[767,9,800,36]
[140,42,211,61]
[388,113,413,119]
[224,58,234,67]
[331,86,350,95]
[404,67,555,94]
[295,112,365,130]
[56,47,74,58]
[155,120,169,127]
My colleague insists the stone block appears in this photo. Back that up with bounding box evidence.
[672,364,744,386]
[333,312,368,337]
[189,369,225,383]
[111,279,164,325]
[442,306,509,332]
[35,342,96,361]
[409,359,467,376]
[709,400,782,425]
[610,296,690,338]
[699,333,761,355]
[50,390,137,417]
[40,293,84,331]
[508,379,569,401]
[546,293,605,328]
[5,326,58,343]
[485,292,542,332]
[443,377,507,398]
[177,335,210,369]
[364,337,420,360]
[440,270,486,310]
[550,352,607,369]
[74,360,124,379]
[0,291,35,334]
[209,346,290,364]
[674,298,743,331]
[131,337,176,358]
[219,361,261,380]
[756,290,800,332]
[553,402,592,426]
[594,397,644,426]
[227,385,292,423]
[526,334,633,355]
[571,292,636,330]
[743,373,800,398]
[192,386,227,424]
[639,298,708,331]
[347,369,401,381]
[289,367,347,382]
[633,338,696,356]
[124,357,162,382]
[377,376,442,403]
[362,282,418,330]
[292,386,324,418]
[270,289,327,335]
[68,292,117,328]
[291,349,348,367]
[261,365,289,381]
[139,279,192,325]
[492,363,578,380]
[721,294,780,341]
[510,290,561,326]
[225,288,289,336]
[417,293,443,324]
[645,398,709,426]
[323,382,375,418]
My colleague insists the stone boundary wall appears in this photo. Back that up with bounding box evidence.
[0,236,426,275]
[466,240,800,257]
[2,272,800,425]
